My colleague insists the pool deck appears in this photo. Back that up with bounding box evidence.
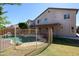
[16,41,46,49]
[0,39,12,51]
[0,39,46,51]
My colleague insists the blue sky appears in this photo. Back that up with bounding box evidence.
[3,3,79,26]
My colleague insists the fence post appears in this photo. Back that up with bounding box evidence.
[13,26,16,49]
[28,29,30,34]
[36,28,38,49]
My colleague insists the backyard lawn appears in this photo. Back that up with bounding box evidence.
[38,37,79,56]
[0,36,79,56]
[38,44,79,56]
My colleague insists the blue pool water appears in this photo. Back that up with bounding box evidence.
[3,36,37,44]
[5,37,22,44]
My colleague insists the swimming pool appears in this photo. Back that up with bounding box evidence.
[2,35,40,44]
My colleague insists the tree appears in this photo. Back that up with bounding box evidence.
[18,22,28,29]
[0,5,10,29]
[0,3,21,29]
[0,3,21,6]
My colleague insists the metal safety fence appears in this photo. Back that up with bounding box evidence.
[0,28,49,56]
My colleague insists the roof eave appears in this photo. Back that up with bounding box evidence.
[34,8,79,21]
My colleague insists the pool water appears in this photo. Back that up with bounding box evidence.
[5,37,22,44]
[3,36,38,44]
[19,36,36,43]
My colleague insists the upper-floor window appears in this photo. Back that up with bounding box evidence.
[37,20,40,24]
[64,14,70,19]
[37,19,41,24]
[44,18,47,21]
[44,18,48,24]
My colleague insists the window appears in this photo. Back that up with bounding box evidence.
[44,18,47,21]
[64,14,70,19]
[44,18,48,24]
[37,20,40,24]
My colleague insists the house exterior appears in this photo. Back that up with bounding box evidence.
[7,24,19,29]
[33,8,79,37]
[26,19,35,28]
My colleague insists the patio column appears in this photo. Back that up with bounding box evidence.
[48,27,53,44]
[50,27,53,43]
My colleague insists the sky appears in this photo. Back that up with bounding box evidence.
[3,3,79,26]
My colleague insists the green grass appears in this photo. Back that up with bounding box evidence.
[28,43,48,56]
[38,44,79,56]
[38,37,79,56]
[0,36,79,56]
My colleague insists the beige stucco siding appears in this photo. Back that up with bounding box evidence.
[35,9,77,37]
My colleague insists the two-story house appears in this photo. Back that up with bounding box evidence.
[34,8,78,38]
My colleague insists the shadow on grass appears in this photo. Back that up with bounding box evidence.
[53,36,79,47]
[26,44,49,56]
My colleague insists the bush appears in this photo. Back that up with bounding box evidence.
[18,22,28,29]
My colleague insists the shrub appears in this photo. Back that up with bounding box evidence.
[18,22,28,29]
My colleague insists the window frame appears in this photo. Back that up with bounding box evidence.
[43,18,48,24]
[37,20,40,24]
[64,14,70,19]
